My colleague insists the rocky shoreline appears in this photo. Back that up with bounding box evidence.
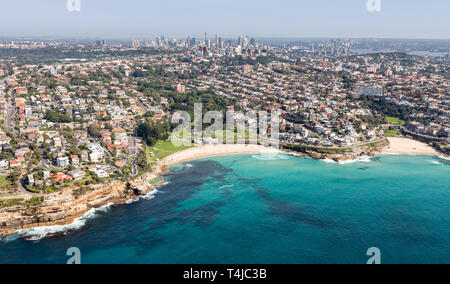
[0,143,383,238]
[0,179,156,238]
[283,139,390,162]
[1,139,442,239]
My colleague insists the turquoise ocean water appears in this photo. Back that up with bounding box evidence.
[0,154,449,264]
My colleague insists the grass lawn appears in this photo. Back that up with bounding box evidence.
[385,116,406,125]
[0,176,11,188]
[63,177,92,187]
[0,197,44,208]
[384,129,400,137]
[147,140,193,162]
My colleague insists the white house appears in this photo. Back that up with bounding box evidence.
[89,151,103,163]
[0,160,9,170]
[56,157,70,168]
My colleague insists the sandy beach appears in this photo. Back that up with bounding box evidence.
[157,139,443,172]
[161,144,281,167]
[140,144,281,183]
[382,137,440,155]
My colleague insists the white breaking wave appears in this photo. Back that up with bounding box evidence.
[0,233,22,243]
[338,156,372,165]
[124,198,139,204]
[156,182,170,188]
[185,163,193,168]
[6,188,163,242]
[437,155,450,161]
[429,160,443,165]
[141,189,159,200]
[252,153,289,160]
[122,189,159,204]
[322,156,372,165]
[218,185,234,190]
[287,153,301,157]
[17,203,114,241]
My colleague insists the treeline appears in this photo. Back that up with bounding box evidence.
[45,110,72,123]
[0,47,169,64]
[283,112,307,124]
[358,96,413,121]
[88,124,102,138]
[131,66,167,78]
[357,115,386,126]
[136,121,171,147]
[167,91,235,117]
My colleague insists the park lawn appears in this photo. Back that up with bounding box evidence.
[147,140,193,162]
[384,129,400,137]
[385,116,406,125]
[0,197,44,208]
[210,129,252,143]
[0,176,11,188]
[63,177,92,187]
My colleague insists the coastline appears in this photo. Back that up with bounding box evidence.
[380,137,441,156]
[0,140,446,239]
[0,144,280,238]
[162,144,282,167]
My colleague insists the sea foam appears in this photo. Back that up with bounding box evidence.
[122,189,159,205]
[339,156,372,165]
[16,203,114,241]
[322,159,338,164]
[252,153,289,160]
[13,189,160,241]
[322,156,372,165]
[437,155,450,161]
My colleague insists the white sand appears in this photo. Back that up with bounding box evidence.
[142,144,280,184]
[382,138,439,155]
[161,144,281,166]
[143,139,443,184]
[127,144,282,187]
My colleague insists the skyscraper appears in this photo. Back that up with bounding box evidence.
[131,40,139,48]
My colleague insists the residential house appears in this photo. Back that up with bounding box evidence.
[69,170,86,181]
[56,157,70,168]
[70,155,80,166]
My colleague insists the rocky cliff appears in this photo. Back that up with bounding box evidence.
[0,180,152,237]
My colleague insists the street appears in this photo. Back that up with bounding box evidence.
[4,93,15,134]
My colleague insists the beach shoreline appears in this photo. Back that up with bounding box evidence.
[380,137,442,156]
[162,144,282,166]
[1,140,447,239]
[140,144,283,183]
[0,144,282,238]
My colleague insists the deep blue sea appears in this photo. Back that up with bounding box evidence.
[0,154,449,264]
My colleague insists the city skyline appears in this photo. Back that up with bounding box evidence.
[0,0,449,39]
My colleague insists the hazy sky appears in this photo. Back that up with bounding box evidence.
[1,0,449,39]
